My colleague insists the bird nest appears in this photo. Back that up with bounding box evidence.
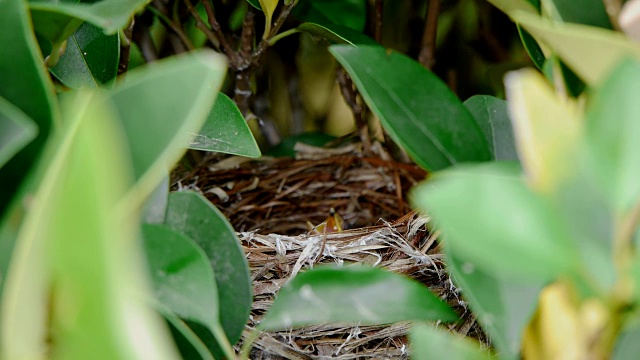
[173,142,488,359]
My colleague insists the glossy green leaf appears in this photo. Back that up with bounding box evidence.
[189,93,261,157]
[260,265,458,330]
[584,59,640,214]
[411,162,578,281]
[142,224,234,359]
[0,91,178,359]
[50,22,120,88]
[464,95,518,161]
[515,12,640,86]
[0,97,37,169]
[30,0,149,46]
[298,22,378,46]
[447,253,541,360]
[293,0,366,32]
[164,191,252,353]
[330,45,491,171]
[107,50,227,208]
[517,25,545,70]
[410,324,494,360]
[0,0,58,215]
[246,0,261,10]
[548,0,611,28]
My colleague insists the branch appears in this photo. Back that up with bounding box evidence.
[148,5,194,51]
[418,0,439,70]
[183,0,221,50]
[201,0,242,66]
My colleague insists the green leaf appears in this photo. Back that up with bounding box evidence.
[447,253,541,360]
[548,0,611,28]
[268,132,336,157]
[298,22,377,46]
[293,0,366,32]
[50,22,120,88]
[30,0,149,46]
[0,97,38,169]
[164,191,252,352]
[410,324,494,360]
[106,50,227,208]
[464,95,518,162]
[258,0,278,38]
[584,59,640,214]
[329,45,491,171]
[260,265,458,330]
[515,12,640,86]
[142,224,234,359]
[246,0,261,10]
[141,175,169,224]
[189,93,261,157]
[485,0,538,16]
[411,162,579,281]
[0,90,178,359]
[614,324,640,360]
[517,25,545,70]
[160,309,216,360]
[0,0,58,215]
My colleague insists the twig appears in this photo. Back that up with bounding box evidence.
[337,68,370,153]
[374,0,383,43]
[183,0,221,50]
[418,0,439,69]
[202,0,242,65]
[249,2,296,69]
[148,5,194,51]
[132,17,159,62]
[117,18,135,75]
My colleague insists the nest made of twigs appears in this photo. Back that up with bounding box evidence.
[172,142,488,359]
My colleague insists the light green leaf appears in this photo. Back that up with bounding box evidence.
[164,191,252,355]
[464,95,518,161]
[50,22,120,88]
[410,324,495,360]
[141,175,169,224]
[30,0,149,46]
[0,90,178,359]
[258,0,279,38]
[504,68,581,191]
[329,45,491,171]
[142,224,234,360]
[515,12,640,86]
[411,162,579,281]
[298,22,378,46]
[584,59,640,214]
[189,93,261,157]
[447,253,541,360]
[260,265,458,330]
[106,50,227,208]
[0,97,38,169]
[485,0,538,16]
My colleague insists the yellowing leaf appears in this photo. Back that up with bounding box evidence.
[504,68,581,192]
[515,11,640,86]
[258,0,279,39]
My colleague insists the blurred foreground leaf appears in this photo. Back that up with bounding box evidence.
[410,324,494,360]
[260,266,457,330]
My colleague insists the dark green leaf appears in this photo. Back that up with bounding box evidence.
[584,59,640,214]
[0,97,37,169]
[0,0,58,215]
[189,93,261,157]
[161,310,215,360]
[246,0,261,10]
[50,22,120,88]
[517,25,545,70]
[268,132,336,157]
[260,265,457,330]
[330,45,491,171]
[411,162,579,280]
[410,324,494,360]
[447,254,541,360]
[293,0,366,32]
[164,191,252,352]
[551,0,611,28]
[298,22,377,46]
[464,95,518,162]
[142,223,229,359]
[106,50,227,206]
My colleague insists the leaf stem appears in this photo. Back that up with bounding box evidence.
[268,28,300,46]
